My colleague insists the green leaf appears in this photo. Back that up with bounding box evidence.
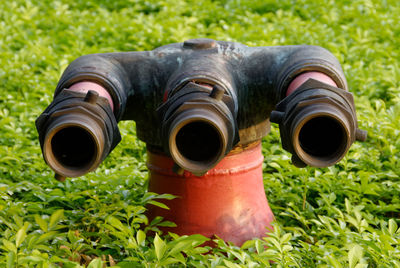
[168,240,194,256]
[154,233,167,261]
[345,198,352,214]
[3,240,17,254]
[230,250,245,263]
[15,223,29,248]
[241,240,255,250]
[136,230,146,246]
[67,230,80,244]
[160,257,182,266]
[127,237,138,249]
[185,234,209,246]
[142,192,176,203]
[6,251,15,268]
[223,259,242,268]
[348,245,363,268]
[327,255,343,268]
[36,231,58,244]
[280,233,292,244]
[157,221,177,227]
[355,264,368,268]
[147,200,170,210]
[152,193,177,200]
[34,215,48,232]
[49,209,64,230]
[87,258,103,268]
[388,219,398,236]
[107,216,127,233]
[19,255,45,263]
[173,252,186,264]
[193,247,210,254]
[255,240,264,254]
[150,216,164,226]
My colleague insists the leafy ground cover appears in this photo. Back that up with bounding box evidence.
[1,0,400,267]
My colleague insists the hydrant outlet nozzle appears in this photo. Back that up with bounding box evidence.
[36,89,121,178]
[159,81,238,176]
[271,79,367,168]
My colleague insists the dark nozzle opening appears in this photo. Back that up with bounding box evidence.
[43,118,106,178]
[297,116,348,159]
[175,121,222,163]
[168,112,230,175]
[161,84,237,175]
[51,126,97,169]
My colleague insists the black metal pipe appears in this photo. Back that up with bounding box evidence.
[36,39,366,177]
[53,41,348,148]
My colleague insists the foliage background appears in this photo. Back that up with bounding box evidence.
[1,0,399,267]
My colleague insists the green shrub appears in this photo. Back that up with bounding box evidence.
[1,0,399,266]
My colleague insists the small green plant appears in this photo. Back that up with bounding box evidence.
[1,0,400,266]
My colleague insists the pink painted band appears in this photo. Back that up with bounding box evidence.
[286,72,337,96]
[69,81,114,111]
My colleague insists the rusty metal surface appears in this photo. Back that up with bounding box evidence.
[146,142,274,246]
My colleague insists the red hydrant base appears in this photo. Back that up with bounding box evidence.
[146,142,274,246]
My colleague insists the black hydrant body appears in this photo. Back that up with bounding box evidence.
[36,39,366,244]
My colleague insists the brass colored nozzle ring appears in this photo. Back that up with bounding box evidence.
[43,115,105,178]
[168,110,229,176]
[291,106,352,168]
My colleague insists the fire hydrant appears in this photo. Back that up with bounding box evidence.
[36,39,366,245]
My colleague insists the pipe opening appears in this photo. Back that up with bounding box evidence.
[298,116,346,158]
[51,126,97,169]
[175,121,221,163]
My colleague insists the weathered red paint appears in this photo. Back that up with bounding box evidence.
[146,142,274,246]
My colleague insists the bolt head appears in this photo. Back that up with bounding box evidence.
[183,38,216,49]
